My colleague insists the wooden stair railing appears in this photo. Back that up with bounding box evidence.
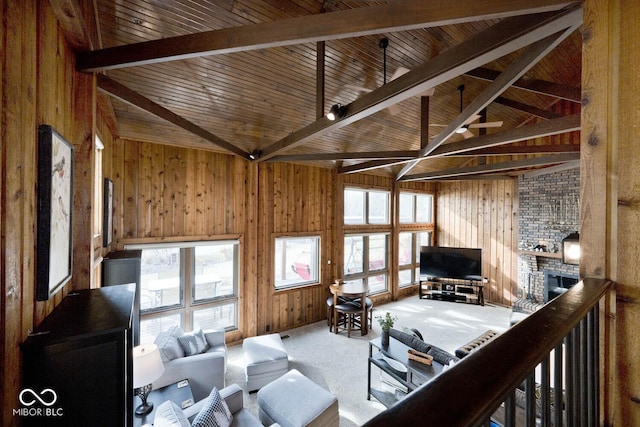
[363,278,613,427]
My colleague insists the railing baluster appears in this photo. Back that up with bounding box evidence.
[504,391,516,427]
[565,332,574,426]
[579,318,588,426]
[586,305,598,427]
[525,371,536,427]
[553,342,564,427]
[572,325,581,426]
[541,355,551,426]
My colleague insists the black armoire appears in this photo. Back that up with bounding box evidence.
[21,284,135,427]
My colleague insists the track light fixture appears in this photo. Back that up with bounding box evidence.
[249,150,262,160]
[327,103,346,121]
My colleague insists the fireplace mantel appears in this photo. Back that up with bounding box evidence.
[518,250,562,260]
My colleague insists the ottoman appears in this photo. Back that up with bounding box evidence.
[243,333,289,392]
[257,369,339,427]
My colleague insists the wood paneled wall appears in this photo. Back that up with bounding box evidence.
[436,179,518,306]
[257,163,335,334]
[1,1,96,424]
[113,140,249,240]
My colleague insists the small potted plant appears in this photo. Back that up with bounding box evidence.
[376,312,398,347]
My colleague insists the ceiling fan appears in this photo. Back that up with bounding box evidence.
[430,85,503,138]
[341,38,434,115]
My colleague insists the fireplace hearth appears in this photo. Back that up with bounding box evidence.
[544,270,578,302]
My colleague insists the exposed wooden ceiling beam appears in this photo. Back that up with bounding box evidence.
[432,175,516,181]
[76,0,577,72]
[96,75,250,159]
[258,6,582,162]
[494,96,564,119]
[451,143,580,156]
[339,114,579,174]
[397,18,580,179]
[429,114,580,156]
[400,153,580,181]
[336,142,581,174]
[266,151,418,162]
[466,67,581,102]
[339,160,407,174]
[523,159,580,177]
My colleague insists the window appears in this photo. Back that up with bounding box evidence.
[130,240,239,344]
[344,188,390,225]
[344,234,389,294]
[93,136,104,237]
[398,231,432,288]
[274,236,321,290]
[397,191,434,288]
[399,192,433,224]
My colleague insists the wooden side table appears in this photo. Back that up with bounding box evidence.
[133,379,195,427]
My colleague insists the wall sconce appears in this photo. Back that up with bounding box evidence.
[562,232,580,265]
[327,103,346,121]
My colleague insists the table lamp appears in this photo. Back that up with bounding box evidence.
[133,344,165,415]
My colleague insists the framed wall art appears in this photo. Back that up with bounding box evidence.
[36,125,74,301]
[103,178,114,247]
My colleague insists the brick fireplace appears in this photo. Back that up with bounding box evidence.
[517,169,580,303]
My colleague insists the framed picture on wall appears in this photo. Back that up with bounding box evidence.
[103,178,114,247]
[36,125,74,301]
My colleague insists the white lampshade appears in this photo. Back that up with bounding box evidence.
[133,344,165,388]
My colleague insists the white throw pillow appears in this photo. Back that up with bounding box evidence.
[191,387,233,427]
[154,400,190,427]
[178,328,209,356]
[155,325,186,362]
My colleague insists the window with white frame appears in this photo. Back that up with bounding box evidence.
[398,231,432,288]
[129,240,239,344]
[398,190,434,288]
[399,192,433,224]
[274,236,321,290]
[344,233,389,294]
[344,188,390,225]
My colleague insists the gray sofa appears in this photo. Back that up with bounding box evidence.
[153,326,227,402]
[389,328,460,365]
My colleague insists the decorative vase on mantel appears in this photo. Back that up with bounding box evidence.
[381,328,390,347]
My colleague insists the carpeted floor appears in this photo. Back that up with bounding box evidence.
[224,295,512,426]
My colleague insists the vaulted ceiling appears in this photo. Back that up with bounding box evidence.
[58,0,583,181]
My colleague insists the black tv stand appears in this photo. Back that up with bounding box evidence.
[419,278,485,305]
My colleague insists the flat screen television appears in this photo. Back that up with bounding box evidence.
[420,246,482,281]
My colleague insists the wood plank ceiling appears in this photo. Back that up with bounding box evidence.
[76,0,583,180]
